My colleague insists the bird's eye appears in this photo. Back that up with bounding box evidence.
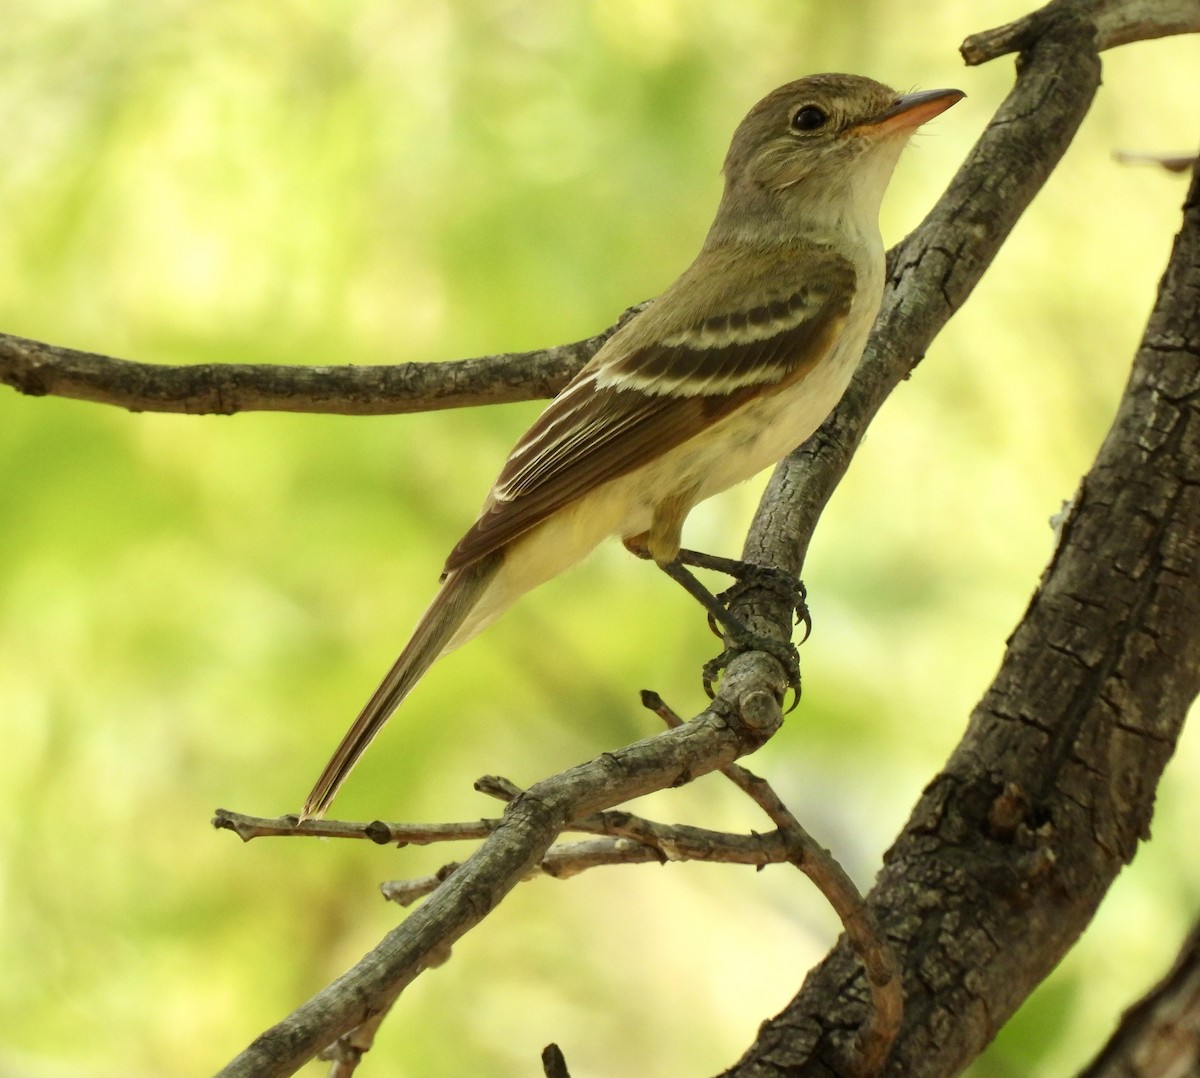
[790,105,828,132]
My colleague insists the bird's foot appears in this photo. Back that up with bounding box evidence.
[673,550,811,644]
[714,564,811,646]
[656,551,805,711]
[700,632,801,710]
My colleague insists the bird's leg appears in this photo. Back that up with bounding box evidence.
[626,534,804,708]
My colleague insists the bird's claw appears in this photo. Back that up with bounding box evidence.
[701,634,801,712]
[705,564,810,644]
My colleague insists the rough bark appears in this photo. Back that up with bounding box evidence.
[1078,921,1200,1077]
[0,327,594,415]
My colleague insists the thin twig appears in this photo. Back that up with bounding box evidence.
[212,808,499,845]
[378,829,796,905]
[215,799,794,868]
[474,775,524,802]
[320,1009,391,1078]
[542,1043,573,1078]
[1114,150,1198,174]
[381,863,463,907]
[0,329,584,416]
[0,302,652,416]
[643,690,903,1075]
[960,0,1200,63]
[371,792,802,905]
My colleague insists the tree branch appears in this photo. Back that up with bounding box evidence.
[961,0,1200,62]
[1077,920,1200,1077]
[212,802,798,874]
[646,691,904,1074]
[0,327,602,416]
[216,668,787,1077]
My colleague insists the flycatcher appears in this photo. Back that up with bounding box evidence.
[302,74,963,819]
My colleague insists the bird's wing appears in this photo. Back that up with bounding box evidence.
[443,244,856,573]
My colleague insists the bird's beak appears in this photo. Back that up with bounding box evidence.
[857,87,965,136]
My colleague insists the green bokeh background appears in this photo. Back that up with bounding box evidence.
[1,2,1197,1075]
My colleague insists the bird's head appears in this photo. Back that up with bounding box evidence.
[709,74,963,247]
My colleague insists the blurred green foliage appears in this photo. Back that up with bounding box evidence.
[0,1,1197,1075]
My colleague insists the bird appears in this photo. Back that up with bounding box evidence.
[300,74,964,819]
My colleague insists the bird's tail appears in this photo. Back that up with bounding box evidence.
[300,551,504,820]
